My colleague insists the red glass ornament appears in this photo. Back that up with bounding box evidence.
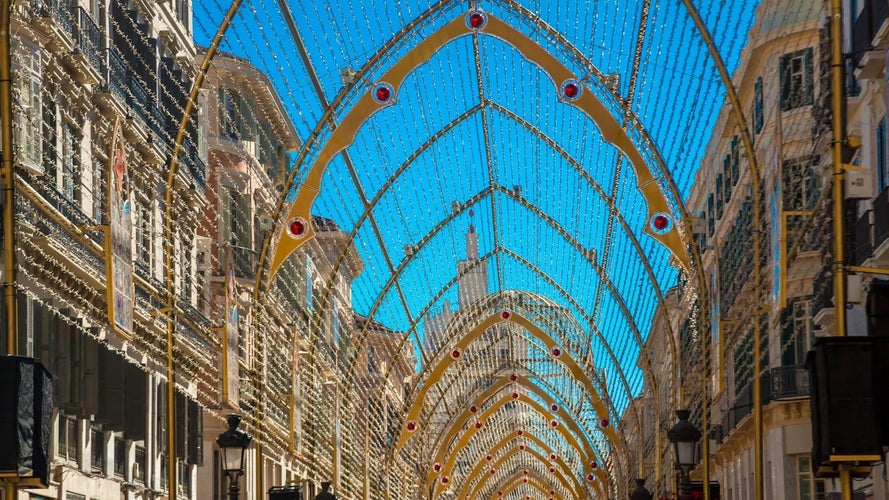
[469,12,485,29]
[474,421,482,429]
[587,473,595,481]
[451,349,461,359]
[551,404,559,412]
[486,455,492,461]
[563,82,580,99]
[600,418,609,428]
[510,373,518,381]
[523,470,529,475]
[511,391,519,399]
[441,476,449,484]
[490,468,496,474]
[374,85,391,103]
[516,429,524,436]
[551,347,562,357]
[523,478,528,483]
[289,218,306,237]
[501,310,511,319]
[433,463,441,472]
[469,405,478,413]
[549,453,557,460]
[550,419,558,427]
[406,421,416,431]
[653,214,670,231]
[590,461,598,469]
[549,467,555,473]
[519,444,525,451]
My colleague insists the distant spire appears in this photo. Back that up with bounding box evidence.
[466,209,478,259]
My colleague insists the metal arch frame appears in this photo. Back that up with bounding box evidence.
[457,431,584,499]
[426,381,607,493]
[466,447,578,499]
[398,311,618,452]
[250,5,691,486]
[467,448,580,500]
[425,372,597,467]
[485,468,561,500]
[264,10,691,281]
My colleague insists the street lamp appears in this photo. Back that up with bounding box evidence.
[667,409,701,500]
[216,414,252,500]
[629,478,653,500]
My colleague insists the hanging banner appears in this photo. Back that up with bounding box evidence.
[223,248,240,407]
[106,119,134,337]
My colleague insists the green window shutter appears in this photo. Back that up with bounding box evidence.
[779,55,790,111]
[754,77,763,133]
[804,48,814,105]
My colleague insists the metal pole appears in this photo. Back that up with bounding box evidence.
[227,472,242,500]
[839,467,853,500]
[830,0,847,338]
[0,0,17,356]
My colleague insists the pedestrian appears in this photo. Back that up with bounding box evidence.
[313,481,336,500]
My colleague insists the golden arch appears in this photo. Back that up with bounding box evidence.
[427,373,603,465]
[427,374,606,484]
[267,10,690,281]
[487,470,561,500]
[457,431,584,499]
[466,448,579,499]
[398,311,617,453]
[427,393,606,495]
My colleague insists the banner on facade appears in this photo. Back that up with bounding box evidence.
[223,248,240,408]
[106,119,134,337]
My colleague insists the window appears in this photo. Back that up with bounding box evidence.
[367,345,378,373]
[715,174,724,219]
[90,426,105,473]
[113,436,126,478]
[14,40,42,171]
[877,118,889,192]
[136,202,153,272]
[219,87,240,140]
[797,455,826,500]
[754,77,764,133]
[92,156,106,223]
[59,412,80,465]
[780,48,814,111]
[61,122,79,201]
[782,157,819,211]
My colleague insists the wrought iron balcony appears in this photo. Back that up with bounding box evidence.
[769,365,810,400]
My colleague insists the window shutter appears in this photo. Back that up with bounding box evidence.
[125,361,147,441]
[175,391,186,459]
[804,48,814,105]
[98,346,126,429]
[779,55,790,111]
[186,400,202,465]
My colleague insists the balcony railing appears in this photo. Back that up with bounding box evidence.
[113,437,126,478]
[134,445,146,484]
[76,6,103,76]
[34,0,75,41]
[769,365,810,400]
[90,426,105,473]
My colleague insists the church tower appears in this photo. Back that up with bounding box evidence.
[457,210,488,309]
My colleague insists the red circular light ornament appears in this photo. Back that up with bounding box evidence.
[466,10,487,29]
[516,429,524,436]
[486,455,493,462]
[561,80,582,100]
[600,418,610,428]
[406,421,416,432]
[550,419,559,428]
[490,468,496,474]
[372,83,394,104]
[549,467,555,473]
[441,476,449,485]
[469,405,478,413]
[433,463,441,472]
[590,461,598,469]
[474,421,483,429]
[501,310,511,319]
[651,212,672,233]
[551,347,562,358]
[523,469,529,475]
[451,348,461,359]
[587,473,595,481]
[510,373,518,381]
[519,444,525,451]
[288,218,308,238]
[549,453,557,460]
[550,404,559,412]
[511,391,519,399]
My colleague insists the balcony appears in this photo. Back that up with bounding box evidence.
[31,0,75,52]
[64,6,104,85]
[853,0,889,78]
[769,365,810,400]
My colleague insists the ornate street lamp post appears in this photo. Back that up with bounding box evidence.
[667,409,701,500]
[216,414,252,500]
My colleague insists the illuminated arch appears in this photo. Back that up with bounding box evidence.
[456,431,584,499]
[427,393,605,495]
[469,450,580,500]
[267,10,690,281]
[398,311,617,452]
[486,469,562,500]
